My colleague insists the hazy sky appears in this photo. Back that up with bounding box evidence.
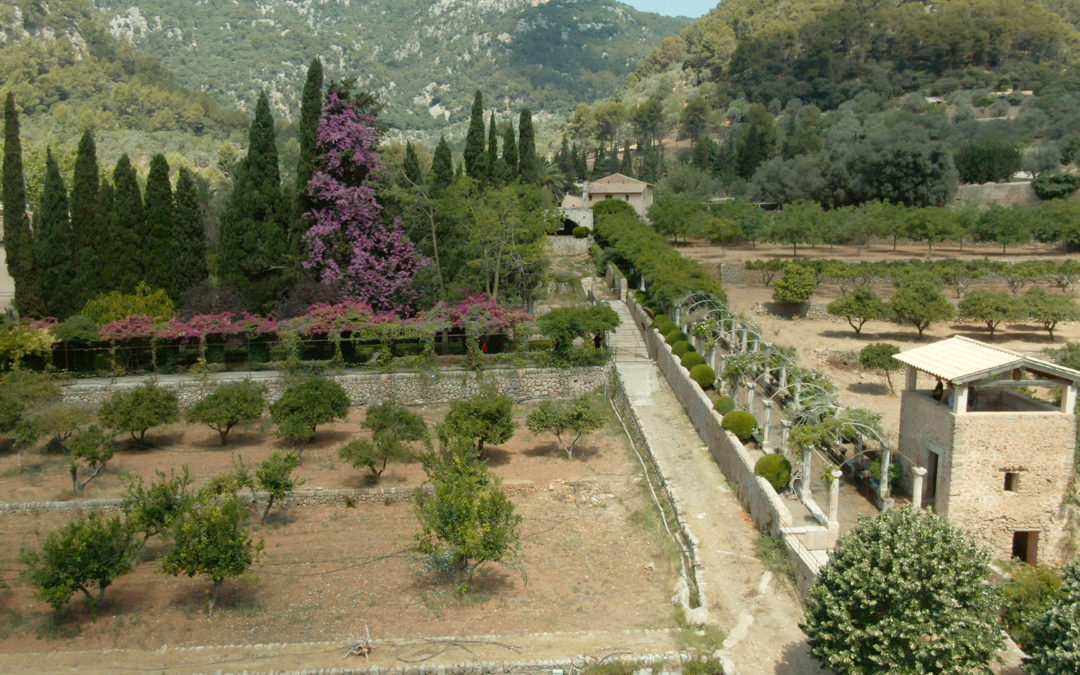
[622,0,716,17]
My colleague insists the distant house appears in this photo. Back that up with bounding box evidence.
[585,173,654,219]
[893,336,1080,566]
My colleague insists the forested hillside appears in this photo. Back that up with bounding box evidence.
[92,0,689,132]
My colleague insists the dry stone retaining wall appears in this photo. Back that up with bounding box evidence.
[61,366,609,409]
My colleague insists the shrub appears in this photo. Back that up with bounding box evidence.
[99,382,180,446]
[670,340,694,357]
[269,377,350,444]
[690,364,717,389]
[722,410,758,442]
[665,328,688,344]
[755,453,792,491]
[1032,172,1080,200]
[681,351,706,369]
[654,315,676,334]
[1001,564,1062,646]
[772,264,818,304]
[572,226,591,238]
[1023,561,1080,674]
[859,343,903,391]
[713,396,736,415]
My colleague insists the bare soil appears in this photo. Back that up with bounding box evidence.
[0,404,679,659]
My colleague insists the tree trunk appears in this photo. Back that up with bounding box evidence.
[208,580,222,616]
[219,428,229,446]
[261,495,276,521]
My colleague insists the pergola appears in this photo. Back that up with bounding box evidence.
[894,335,1080,415]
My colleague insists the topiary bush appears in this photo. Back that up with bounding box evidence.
[722,410,758,443]
[671,340,694,357]
[681,352,706,369]
[665,328,688,344]
[654,315,676,334]
[755,453,792,492]
[690,364,717,389]
[713,396,736,415]
[572,226,591,238]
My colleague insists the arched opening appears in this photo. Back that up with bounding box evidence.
[559,218,579,235]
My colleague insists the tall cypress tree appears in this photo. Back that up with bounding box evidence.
[431,135,453,195]
[143,154,174,293]
[518,108,538,184]
[294,57,323,231]
[487,114,503,184]
[101,154,146,293]
[219,92,288,312]
[71,130,101,307]
[557,137,573,179]
[167,167,207,302]
[463,90,486,179]
[502,121,518,182]
[403,141,422,186]
[620,143,634,176]
[574,144,587,180]
[2,93,43,316]
[35,149,77,318]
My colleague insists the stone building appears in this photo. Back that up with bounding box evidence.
[584,173,654,219]
[894,336,1079,566]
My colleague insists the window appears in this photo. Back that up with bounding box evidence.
[1012,531,1038,565]
[1004,472,1020,492]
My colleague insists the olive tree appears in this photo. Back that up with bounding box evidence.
[161,494,262,616]
[269,376,350,444]
[525,395,605,458]
[98,382,180,446]
[186,380,267,446]
[339,400,429,481]
[802,508,1002,674]
[20,513,137,612]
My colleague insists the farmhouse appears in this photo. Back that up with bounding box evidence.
[585,173,654,219]
[893,336,1079,566]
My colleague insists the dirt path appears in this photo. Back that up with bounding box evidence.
[601,283,825,675]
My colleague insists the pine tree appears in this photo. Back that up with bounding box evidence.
[143,154,174,294]
[403,141,422,186]
[463,90,486,179]
[294,57,323,234]
[35,149,77,318]
[2,93,44,316]
[502,121,518,182]
[71,131,101,307]
[219,92,288,313]
[620,143,634,177]
[168,167,207,302]
[101,154,146,293]
[518,109,538,184]
[431,136,454,195]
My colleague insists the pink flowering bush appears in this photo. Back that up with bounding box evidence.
[303,90,426,312]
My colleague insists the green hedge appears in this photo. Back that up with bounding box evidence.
[593,200,727,308]
[722,410,758,442]
[671,340,694,357]
[681,352,707,369]
[690,364,717,389]
[755,454,792,492]
[572,226,591,238]
[713,396,736,415]
[665,329,688,344]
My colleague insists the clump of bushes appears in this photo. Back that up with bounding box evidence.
[665,328,688,344]
[713,396,736,415]
[722,410,758,443]
[690,364,717,389]
[681,352,706,369]
[654,315,676,335]
[671,340,694,357]
[755,453,792,492]
[572,226,591,238]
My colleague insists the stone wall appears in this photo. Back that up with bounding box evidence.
[547,234,591,256]
[627,294,794,533]
[954,181,1038,208]
[61,365,610,410]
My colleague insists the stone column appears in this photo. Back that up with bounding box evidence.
[911,466,927,510]
[745,381,755,410]
[674,306,681,326]
[761,400,773,453]
[828,468,843,529]
[778,364,788,393]
[781,420,792,450]
[731,379,740,402]
[639,275,646,292]
[905,366,918,391]
[793,382,802,407]
[878,445,892,500]
[740,329,748,353]
[801,446,813,502]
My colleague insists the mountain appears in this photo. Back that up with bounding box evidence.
[91,0,690,131]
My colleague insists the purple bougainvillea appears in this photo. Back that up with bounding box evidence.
[303,91,426,312]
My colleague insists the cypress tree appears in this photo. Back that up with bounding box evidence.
[620,143,634,176]
[167,167,207,302]
[487,114,502,184]
[143,154,174,293]
[2,93,44,316]
[502,121,518,182]
[431,135,453,195]
[219,92,288,313]
[403,141,422,186]
[106,154,146,293]
[557,137,573,179]
[71,131,100,306]
[294,57,323,233]
[35,148,77,318]
[463,90,486,179]
[518,109,538,184]
[574,144,587,180]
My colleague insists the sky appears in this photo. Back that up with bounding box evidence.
[621,0,717,18]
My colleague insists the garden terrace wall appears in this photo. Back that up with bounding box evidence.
[61,365,610,409]
[626,295,793,533]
